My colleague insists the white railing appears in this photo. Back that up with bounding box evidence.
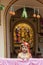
[0,58,43,65]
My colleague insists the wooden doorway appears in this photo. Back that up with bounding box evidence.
[10,20,35,58]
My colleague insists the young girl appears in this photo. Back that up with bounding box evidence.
[17,42,32,59]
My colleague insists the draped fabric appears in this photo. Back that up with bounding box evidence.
[0,58,43,65]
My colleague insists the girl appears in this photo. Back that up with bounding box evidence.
[17,42,32,59]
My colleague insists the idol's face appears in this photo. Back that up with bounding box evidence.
[21,45,28,53]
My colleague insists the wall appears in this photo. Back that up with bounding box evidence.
[0,0,11,57]
[0,10,5,57]
[0,0,43,58]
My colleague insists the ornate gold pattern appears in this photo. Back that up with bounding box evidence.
[13,23,34,48]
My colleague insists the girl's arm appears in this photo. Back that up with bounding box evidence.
[17,53,21,58]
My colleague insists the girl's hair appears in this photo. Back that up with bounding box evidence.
[21,42,30,48]
[19,42,30,52]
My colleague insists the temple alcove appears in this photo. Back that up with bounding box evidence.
[9,8,38,58]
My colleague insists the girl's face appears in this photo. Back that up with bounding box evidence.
[21,45,28,53]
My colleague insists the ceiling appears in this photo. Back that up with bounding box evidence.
[1,0,43,17]
[37,0,43,4]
